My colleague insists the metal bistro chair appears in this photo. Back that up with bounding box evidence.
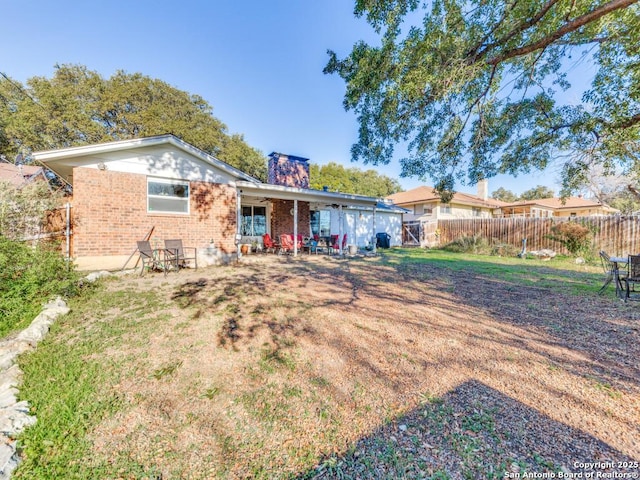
[599,251,628,298]
[136,240,168,276]
[164,239,198,271]
[599,251,617,294]
[623,254,640,302]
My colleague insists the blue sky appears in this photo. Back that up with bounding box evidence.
[1,0,574,196]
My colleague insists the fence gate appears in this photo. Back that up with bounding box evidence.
[420,220,439,247]
[402,220,439,247]
[403,221,421,246]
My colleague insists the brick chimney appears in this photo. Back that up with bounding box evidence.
[268,152,310,189]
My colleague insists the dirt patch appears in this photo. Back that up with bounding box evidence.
[87,254,639,478]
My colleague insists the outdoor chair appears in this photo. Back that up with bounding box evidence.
[329,234,347,255]
[262,233,279,254]
[623,255,640,302]
[309,239,320,254]
[599,251,617,294]
[329,235,339,254]
[136,240,168,276]
[279,234,295,255]
[164,239,198,270]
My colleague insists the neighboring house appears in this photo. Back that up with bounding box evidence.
[387,181,502,222]
[34,135,405,270]
[496,197,619,217]
[0,160,48,188]
[388,182,619,220]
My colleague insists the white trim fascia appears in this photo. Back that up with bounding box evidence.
[236,181,379,208]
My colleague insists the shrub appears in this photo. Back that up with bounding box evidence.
[546,221,592,256]
[441,234,491,254]
[491,243,520,257]
[0,237,79,337]
[0,180,62,240]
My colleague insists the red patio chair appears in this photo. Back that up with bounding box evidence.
[279,234,295,255]
[262,233,279,254]
[329,234,340,254]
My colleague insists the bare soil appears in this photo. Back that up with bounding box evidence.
[87,254,639,479]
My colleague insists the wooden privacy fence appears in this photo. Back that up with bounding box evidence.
[436,216,640,256]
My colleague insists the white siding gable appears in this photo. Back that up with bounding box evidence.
[72,145,239,184]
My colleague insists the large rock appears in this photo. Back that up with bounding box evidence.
[0,296,70,479]
[529,249,557,261]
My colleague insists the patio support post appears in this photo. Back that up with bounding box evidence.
[236,189,242,259]
[293,199,298,256]
[338,205,343,255]
[372,205,377,254]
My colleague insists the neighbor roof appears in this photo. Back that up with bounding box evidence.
[0,162,46,188]
[387,185,502,208]
[503,196,618,212]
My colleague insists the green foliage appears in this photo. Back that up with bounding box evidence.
[519,185,555,201]
[326,0,640,198]
[0,237,79,337]
[546,221,592,256]
[492,185,556,202]
[441,235,491,254]
[309,161,402,196]
[0,65,266,178]
[605,189,640,214]
[0,180,61,240]
[490,187,518,203]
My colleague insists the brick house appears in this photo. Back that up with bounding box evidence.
[35,135,404,270]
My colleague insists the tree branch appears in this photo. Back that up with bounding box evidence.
[471,0,561,63]
[488,0,639,66]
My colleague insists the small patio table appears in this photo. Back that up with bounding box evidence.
[609,256,628,299]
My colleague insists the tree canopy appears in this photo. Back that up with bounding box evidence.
[0,65,267,181]
[519,185,556,200]
[325,0,640,199]
[490,187,519,203]
[309,161,403,196]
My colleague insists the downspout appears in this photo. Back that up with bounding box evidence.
[65,202,71,264]
[293,199,298,257]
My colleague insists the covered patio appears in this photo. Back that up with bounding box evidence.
[236,181,405,256]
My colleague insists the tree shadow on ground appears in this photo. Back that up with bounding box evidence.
[299,379,637,479]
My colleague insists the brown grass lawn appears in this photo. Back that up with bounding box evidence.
[18,251,640,479]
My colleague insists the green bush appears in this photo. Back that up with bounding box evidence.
[441,234,491,254]
[546,221,592,256]
[0,237,79,337]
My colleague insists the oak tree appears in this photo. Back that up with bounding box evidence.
[0,65,266,178]
[325,0,640,198]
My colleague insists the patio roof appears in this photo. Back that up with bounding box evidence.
[236,180,388,209]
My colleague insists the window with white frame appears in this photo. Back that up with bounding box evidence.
[441,204,452,214]
[241,205,267,236]
[472,207,481,217]
[147,178,189,214]
[310,210,331,236]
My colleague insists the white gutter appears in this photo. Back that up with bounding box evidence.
[236,181,379,207]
